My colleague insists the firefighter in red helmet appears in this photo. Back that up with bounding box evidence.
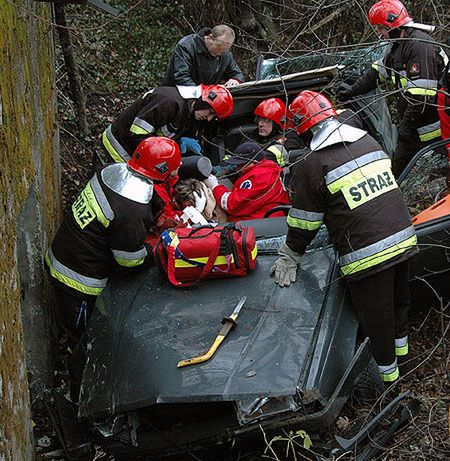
[46,137,181,341]
[272,90,418,388]
[102,84,233,163]
[338,0,448,177]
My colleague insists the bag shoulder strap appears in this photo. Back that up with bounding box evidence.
[166,232,222,287]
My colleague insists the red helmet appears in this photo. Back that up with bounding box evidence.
[128,137,181,181]
[289,91,338,135]
[254,98,289,129]
[368,0,412,30]
[201,84,234,120]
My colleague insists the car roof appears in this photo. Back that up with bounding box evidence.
[78,239,336,420]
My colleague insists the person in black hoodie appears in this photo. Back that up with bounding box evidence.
[161,25,245,87]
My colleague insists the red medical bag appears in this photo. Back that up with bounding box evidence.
[153,223,258,287]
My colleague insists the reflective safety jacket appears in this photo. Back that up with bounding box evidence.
[161,28,245,87]
[286,132,418,279]
[102,86,198,163]
[351,28,448,143]
[213,159,289,221]
[45,165,159,296]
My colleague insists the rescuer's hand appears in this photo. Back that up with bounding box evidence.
[270,242,302,287]
[203,174,219,190]
[224,78,241,87]
[337,82,354,102]
[193,190,207,213]
[179,137,202,156]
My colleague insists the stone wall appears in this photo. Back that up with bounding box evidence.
[0,0,60,459]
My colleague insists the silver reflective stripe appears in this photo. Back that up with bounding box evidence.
[378,360,397,374]
[288,208,324,222]
[105,125,130,161]
[325,150,388,186]
[395,336,408,348]
[47,247,108,288]
[132,117,155,134]
[90,174,115,221]
[417,120,441,135]
[221,192,231,210]
[112,247,148,260]
[158,124,175,137]
[340,226,415,266]
[406,78,438,89]
[375,58,389,78]
[176,85,202,100]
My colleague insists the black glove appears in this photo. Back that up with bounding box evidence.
[337,82,354,102]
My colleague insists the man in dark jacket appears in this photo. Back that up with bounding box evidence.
[102,84,234,163]
[338,0,448,177]
[161,25,245,87]
[46,137,181,342]
[271,91,418,388]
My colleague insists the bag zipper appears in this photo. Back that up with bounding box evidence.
[228,228,240,269]
[242,226,250,270]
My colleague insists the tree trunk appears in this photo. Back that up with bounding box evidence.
[54,2,88,135]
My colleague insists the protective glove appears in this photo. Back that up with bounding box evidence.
[203,174,219,190]
[179,137,202,156]
[193,190,206,213]
[212,163,237,178]
[337,82,354,102]
[270,242,302,287]
[225,78,241,87]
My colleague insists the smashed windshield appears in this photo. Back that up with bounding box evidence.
[257,44,388,80]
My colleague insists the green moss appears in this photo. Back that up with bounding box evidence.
[0,0,59,457]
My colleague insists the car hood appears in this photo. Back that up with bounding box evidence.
[78,246,336,420]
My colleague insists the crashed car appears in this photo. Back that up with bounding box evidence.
[51,49,450,460]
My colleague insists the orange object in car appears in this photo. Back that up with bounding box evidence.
[412,193,450,225]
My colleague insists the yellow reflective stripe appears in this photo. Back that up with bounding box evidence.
[102,129,128,163]
[45,252,104,296]
[381,367,399,382]
[115,256,146,267]
[395,344,409,356]
[372,61,387,81]
[72,183,110,228]
[130,124,150,135]
[287,215,322,231]
[113,247,147,267]
[419,128,441,142]
[266,145,285,167]
[327,158,392,194]
[174,245,257,268]
[406,88,437,96]
[399,77,408,88]
[340,235,417,276]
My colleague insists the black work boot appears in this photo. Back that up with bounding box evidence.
[383,379,401,400]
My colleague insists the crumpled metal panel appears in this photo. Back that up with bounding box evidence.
[79,247,335,420]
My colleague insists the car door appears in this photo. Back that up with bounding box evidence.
[398,140,450,308]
